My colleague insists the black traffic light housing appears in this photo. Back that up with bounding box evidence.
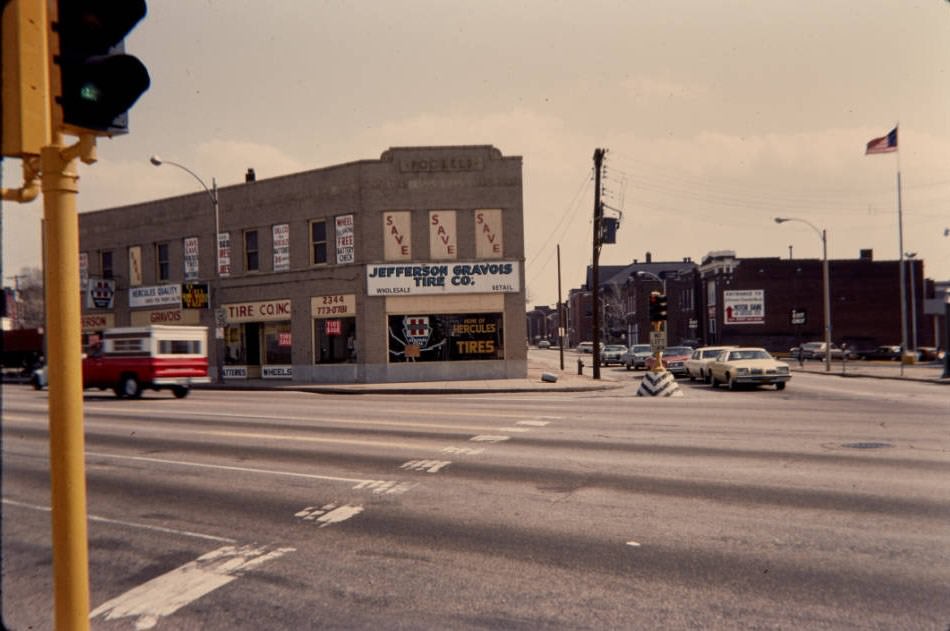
[52,0,150,135]
[649,292,668,323]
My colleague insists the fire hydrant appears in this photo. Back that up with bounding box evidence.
[577,359,584,375]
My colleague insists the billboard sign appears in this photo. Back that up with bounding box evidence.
[724,290,765,325]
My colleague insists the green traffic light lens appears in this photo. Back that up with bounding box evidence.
[79,83,102,103]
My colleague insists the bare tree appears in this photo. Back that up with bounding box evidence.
[10,267,45,329]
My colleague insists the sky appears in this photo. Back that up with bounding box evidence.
[3,0,949,306]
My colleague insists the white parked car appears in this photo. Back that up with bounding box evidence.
[576,341,594,354]
[600,344,627,366]
[623,344,653,370]
[707,347,791,391]
[685,346,736,383]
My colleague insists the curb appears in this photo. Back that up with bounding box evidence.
[792,368,948,385]
[193,380,626,396]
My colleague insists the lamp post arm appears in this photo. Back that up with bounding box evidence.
[775,216,831,372]
[160,159,217,207]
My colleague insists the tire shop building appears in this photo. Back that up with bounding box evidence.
[77,145,527,383]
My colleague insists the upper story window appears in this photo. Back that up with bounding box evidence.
[244,230,259,272]
[310,220,327,265]
[100,251,114,279]
[156,243,170,281]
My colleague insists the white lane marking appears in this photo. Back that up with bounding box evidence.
[516,420,550,427]
[626,541,641,547]
[90,544,293,629]
[6,413,436,451]
[400,460,451,473]
[295,504,363,527]
[5,404,545,431]
[86,451,395,493]
[2,498,236,544]
[470,435,510,443]
[352,480,416,495]
[499,427,530,433]
[441,446,485,455]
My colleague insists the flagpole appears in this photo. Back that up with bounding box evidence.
[896,150,907,377]
[865,125,905,374]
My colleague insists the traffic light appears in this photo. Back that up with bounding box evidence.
[50,0,150,135]
[2,0,51,157]
[649,292,668,322]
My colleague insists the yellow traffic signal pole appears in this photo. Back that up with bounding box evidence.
[651,319,665,373]
[41,131,96,631]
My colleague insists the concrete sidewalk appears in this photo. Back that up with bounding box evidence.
[790,359,948,384]
[200,356,625,395]
[198,356,947,395]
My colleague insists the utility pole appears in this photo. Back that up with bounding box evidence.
[591,148,605,380]
[557,244,564,371]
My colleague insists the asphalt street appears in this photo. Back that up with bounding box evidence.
[2,363,948,630]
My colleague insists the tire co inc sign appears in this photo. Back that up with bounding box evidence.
[222,299,292,323]
[723,289,765,325]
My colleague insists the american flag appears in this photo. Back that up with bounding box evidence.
[865,127,898,154]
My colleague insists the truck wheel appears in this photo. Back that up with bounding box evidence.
[171,386,190,399]
[118,376,141,399]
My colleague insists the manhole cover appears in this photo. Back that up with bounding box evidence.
[841,442,893,449]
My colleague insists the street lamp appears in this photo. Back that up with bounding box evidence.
[149,155,223,381]
[635,270,667,294]
[775,217,832,372]
[905,252,917,353]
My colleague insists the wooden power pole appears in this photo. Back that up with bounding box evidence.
[591,148,605,379]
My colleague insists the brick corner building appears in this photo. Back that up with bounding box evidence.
[78,145,527,383]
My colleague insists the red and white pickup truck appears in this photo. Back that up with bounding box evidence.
[33,325,210,398]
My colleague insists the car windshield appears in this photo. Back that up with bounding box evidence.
[701,349,722,358]
[665,347,691,355]
[728,350,771,360]
[605,345,625,352]
[632,345,651,353]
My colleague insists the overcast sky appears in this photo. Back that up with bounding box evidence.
[3,0,949,305]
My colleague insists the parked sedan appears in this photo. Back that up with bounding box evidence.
[644,346,694,376]
[600,344,628,366]
[685,346,736,383]
[623,344,653,370]
[854,345,901,361]
[31,365,48,389]
[708,347,791,391]
[789,341,825,360]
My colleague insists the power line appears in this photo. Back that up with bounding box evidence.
[525,168,593,291]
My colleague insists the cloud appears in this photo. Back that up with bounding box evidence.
[622,77,709,103]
